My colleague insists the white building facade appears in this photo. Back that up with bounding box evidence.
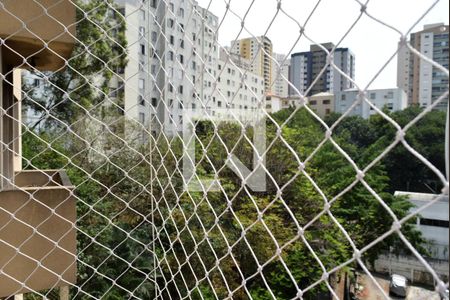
[272,53,290,98]
[395,192,449,261]
[118,0,266,134]
[22,0,265,135]
[335,88,407,119]
[118,0,220,134]
[397,23,449,110]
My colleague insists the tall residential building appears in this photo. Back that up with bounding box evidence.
[22,0,265,135]
[397,23,449,110]
[216,49,265,114]
[117,0,220,135]
[289,43,355,96]
[335,88,407,119]
[230,36,273,93]
[272,53,290,98]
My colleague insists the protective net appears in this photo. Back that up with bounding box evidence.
[0,0,448,299]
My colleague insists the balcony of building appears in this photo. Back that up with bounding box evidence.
[0,0,76,298]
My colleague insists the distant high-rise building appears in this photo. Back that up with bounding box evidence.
[289,43,355,96]
[397,23,449,110]
[272,53,290,98]
[231,36,273,93]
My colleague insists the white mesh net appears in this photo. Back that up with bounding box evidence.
[0,0,448,299]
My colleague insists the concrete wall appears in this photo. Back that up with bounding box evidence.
[0,0,75,70]
[373,254,449,286]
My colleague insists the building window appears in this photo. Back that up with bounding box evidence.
[178,8,184,18]
[151,98,157,107]
[169,2,174,12]
[139,9,145,20]
[168,51,174,61]
[178,85,183,94]
[139,79,145,90]
[180,39,184,48]
[138,95,145,106]
[370,93,376,100]
[341,94,346,101]
[33,78,41,87]
[140,44,145,55]
[309,100,317,105]
[139,113,145,124]
[151,31,157,42]
[323,99,331,105]
[139,26,145,38]
[168,18,174,28]
[420,218,449,228]
[170,35,174,45]
[179,54,184,64]
[150,0,157,8]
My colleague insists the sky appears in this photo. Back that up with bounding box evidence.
[196,0,449,90]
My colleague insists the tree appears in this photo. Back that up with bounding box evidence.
[23,0,127,130]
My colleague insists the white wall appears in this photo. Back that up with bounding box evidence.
[335,88,407,119]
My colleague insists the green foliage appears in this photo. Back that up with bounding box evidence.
[23,105,441,299]
[23,0,127,130]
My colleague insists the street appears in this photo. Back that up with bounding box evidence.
[355,273,440,300]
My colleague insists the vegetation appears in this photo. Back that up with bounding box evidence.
[23,0,127,131]
[22,104,446,299]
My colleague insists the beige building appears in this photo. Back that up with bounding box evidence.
[265,94,300,113]
[231,36,273,93]
[308,92,334,118]
[397,23,449,109]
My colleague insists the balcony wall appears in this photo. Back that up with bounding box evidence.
[0,0,76,70]
[0,170,76,297]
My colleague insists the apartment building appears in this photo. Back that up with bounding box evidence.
[22,1,266,135]
[272,53,290,98]
[397,23,449,110]
[290,43,355,96]
[335,88,407,119]
[265,95,302,113]
[115,0,219,135]
[230,36,274,93]
[308,92,334,119]
[214,49,265,115]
